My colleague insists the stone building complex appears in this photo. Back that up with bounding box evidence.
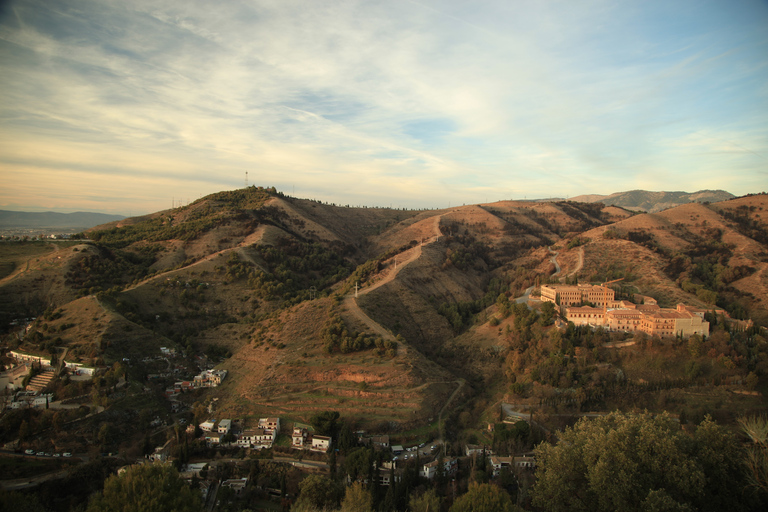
[541,284,712,338]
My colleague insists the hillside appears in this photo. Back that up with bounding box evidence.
[570,189,735,213]
[1,187,766,435]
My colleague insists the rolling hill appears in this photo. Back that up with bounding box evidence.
[569,189,735,213]
[1,187,766,429]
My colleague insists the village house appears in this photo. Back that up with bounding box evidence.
[490,456,513,477]
[292,426,308,448]
[419,458,458,479]
[378,467,402,487]
[514,455,536,470]
[237,417,280,449]
[199,419,215,432]
[205,431,222,445]
[464,444,487,457]
[221,478,248,496]
[193,369,227,388]
[8,351,52,369]
[311,435,332,453]
[258,417,280,433]
[147,439,172,462]
[218,419,232,434]
[370,435,390,449]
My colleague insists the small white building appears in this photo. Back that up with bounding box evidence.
[221,478,248,496]
[258,417,280,434]
[311,435,331,452]
[490,456,513,477]
[218,419,232,434]
[292,427,308,448]
[420,458,458,479]
[205,432,222,445]
[514,456,535,469]
[32,393,54,408]
[199,419,215,432]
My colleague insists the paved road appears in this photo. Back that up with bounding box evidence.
[515,285,535,305]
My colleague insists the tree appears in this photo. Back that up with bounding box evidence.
[340,482,372,512]
[85,464,202,512]
[449,482,516,512]
[18,420,29,443]
[531,411,753,512]
[739,415,768,496]
[410,489,440,512]
[292,474,342,512]
[310,411,340,437]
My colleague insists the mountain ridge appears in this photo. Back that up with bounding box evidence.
[0,209,126,230]
[569,189,734,213]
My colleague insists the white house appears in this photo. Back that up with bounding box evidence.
[292,427,308,448]
[199,419,215,432]
[205,432,222,445]
[258,417,280,434]
[514,456,535,469]
[465,444,487,457]
[311,435,331,452]
[420,458,458,479]
[490,456,513,477]
[218,419,232,434]
[32,393,54,408]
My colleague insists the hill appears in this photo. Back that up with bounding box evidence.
[569,189,735,213]
[1,187,766,438]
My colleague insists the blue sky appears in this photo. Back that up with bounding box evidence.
[1,0,766,214]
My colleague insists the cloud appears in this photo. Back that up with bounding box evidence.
[1,0,767,214]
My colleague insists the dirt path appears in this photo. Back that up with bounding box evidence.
[122,227,267,292]
[342,213,444,356]
[568,246,585,277]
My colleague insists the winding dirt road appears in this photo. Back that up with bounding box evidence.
[342,214,444,356]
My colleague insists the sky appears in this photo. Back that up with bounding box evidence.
[0,0,766,215]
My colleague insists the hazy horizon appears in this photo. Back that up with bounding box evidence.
[2,1,767,215]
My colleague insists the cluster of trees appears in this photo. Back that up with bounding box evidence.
[85,464,201,512]
[441,230,492,271]
[65,246,156,294]
[566,236,590,249]
[532,411,767,511]
[223,239,353,304]
[717,203,768,246]
[252,239,353,298]
[438,277,513,334]
[321,313,397,356]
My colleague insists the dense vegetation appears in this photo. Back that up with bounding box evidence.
[532,411,764,512]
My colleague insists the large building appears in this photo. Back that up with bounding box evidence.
[565,302,711,338]
[541,284,615,309]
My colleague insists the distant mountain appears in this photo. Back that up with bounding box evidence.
[569,189,734,213]
[0,210,125,230]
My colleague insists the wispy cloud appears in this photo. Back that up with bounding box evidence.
[1,0,766,214]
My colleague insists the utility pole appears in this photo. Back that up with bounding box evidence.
[355,282,358,298]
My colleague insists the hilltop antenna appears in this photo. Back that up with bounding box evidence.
[245,171,249,188]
